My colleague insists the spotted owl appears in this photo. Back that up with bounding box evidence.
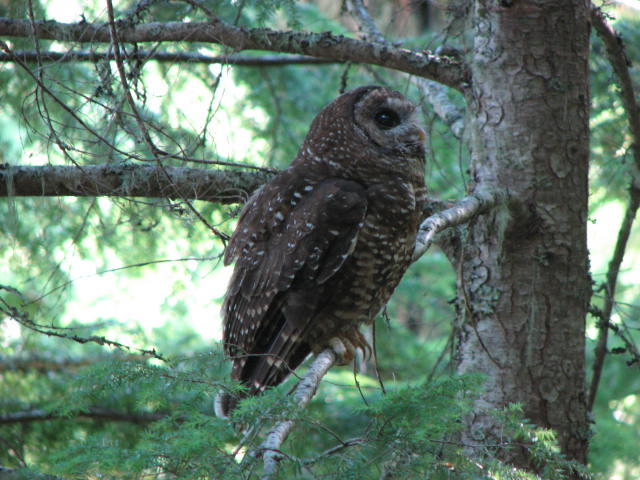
[216,85,426,417]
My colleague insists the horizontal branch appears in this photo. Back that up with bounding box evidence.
[412,186,506,261]
[0,408,165,425]
[0,164,273,204]
[0,50,337,66]
[0,466,67,480]
[0,353,146,373]
[0,17,469,89]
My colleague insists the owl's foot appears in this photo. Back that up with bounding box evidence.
[327,337,356,365]
[327,329,372,366]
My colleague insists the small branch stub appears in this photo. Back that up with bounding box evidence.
[412,186,505,261]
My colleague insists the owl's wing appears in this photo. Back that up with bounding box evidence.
[220,175,367,410]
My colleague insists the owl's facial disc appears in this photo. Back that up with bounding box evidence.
[354,90,425,157]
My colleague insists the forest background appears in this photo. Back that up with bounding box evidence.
[1,0,640,479]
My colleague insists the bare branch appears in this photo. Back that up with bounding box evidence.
[259,349,336,480]
[0,50,337,65]
[412,186,506,261]
[0,285,166,361]
[0,164,272,204]
[587,7,640,410]
[0,17,469,90]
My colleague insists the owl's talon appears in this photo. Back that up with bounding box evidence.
[328,337,356,365]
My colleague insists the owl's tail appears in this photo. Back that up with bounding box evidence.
[214,390,237,419]
[214,330,312,419]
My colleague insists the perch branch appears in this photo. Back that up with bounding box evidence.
[0,17,469,90]
[587,7,640,410]
[259,348,336,480]
[0,164,272,204]
[412,186,505,261]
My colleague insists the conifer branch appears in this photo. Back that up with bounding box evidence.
[0,408,165,425]
[0,465,67,480]
[0,285,166,362]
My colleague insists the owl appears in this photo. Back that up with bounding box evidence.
[216,86,426,417]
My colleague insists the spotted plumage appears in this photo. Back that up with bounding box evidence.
[216,86,426,417]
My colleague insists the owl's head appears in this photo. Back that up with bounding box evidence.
[298,86,426,179]
[351,86,425,159]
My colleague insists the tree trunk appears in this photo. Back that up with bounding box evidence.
[458,0,591,469]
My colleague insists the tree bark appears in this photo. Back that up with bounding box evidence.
[459,0,591,469]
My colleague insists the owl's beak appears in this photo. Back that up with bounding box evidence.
[417,128,426,143]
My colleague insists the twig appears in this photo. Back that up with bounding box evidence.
[0,286,166,362]
[412,186,505,261]
[259,349,336,480]
[588,186,640,410]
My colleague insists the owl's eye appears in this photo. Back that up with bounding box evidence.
[374,108,401,130]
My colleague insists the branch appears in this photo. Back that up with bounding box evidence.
[412,186,506,261]
[587,7,640,410]
[259,349,336,480]
[0,408,165,425]
[0,164,273,204]
[588,185,640,411]
[0,50,337,65]
[0,285,166,361]
[0,354,144,373]
[0,17,469,90]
